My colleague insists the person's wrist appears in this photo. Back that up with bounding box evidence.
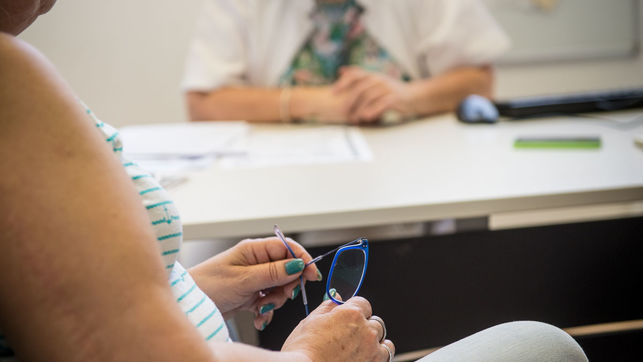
[188,263,220,301]
[187,265,212,298]
[187,265,202,285]
[279,87,293,123]
[404,82,425,117]
[290,87,319,121]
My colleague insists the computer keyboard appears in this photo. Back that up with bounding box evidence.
[494,87,643,118]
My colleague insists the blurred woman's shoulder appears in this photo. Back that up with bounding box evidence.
[0,31,78,130]
[0,31,65,98]
[0,32,46,71]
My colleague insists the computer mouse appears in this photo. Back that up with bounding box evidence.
[456,95,499,124]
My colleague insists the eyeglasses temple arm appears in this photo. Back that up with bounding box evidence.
[306,248,336,266]
[305,238,366,266]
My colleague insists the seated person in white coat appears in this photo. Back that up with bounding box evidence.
[182,0,510,125]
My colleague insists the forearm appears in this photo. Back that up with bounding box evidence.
[186,86,337,123]
[408,65,494,116]
[186,87,283,122]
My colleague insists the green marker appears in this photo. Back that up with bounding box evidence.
[514,137,601,149]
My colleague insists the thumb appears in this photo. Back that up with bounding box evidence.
[309,298,339,316]
[246,258,306,290]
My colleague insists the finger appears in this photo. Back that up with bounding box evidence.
[322,288,345,303]
[287,280,302,301]
[253,279,301,314]
[308,287,348,315]
[242,257,306,292]
[367,317,385,343]
[322,287,343,302]
[333,67,368,93]
[342,296,372,319]
[382,340,395,361]
[345,78,383,123]
[359,83,390,110]
[338,65,360,75]
[352,87,390,122]
[269,235,321,282]
[348,80,389,123]
[256,236,314,264]
[308,298,340,315]
[254,309,274,331]
[359,94,396,123]
[333,66,368,93]
[283,237,322,283]
[246,237,320,283]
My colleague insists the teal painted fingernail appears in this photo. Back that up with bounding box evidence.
[285,259,305,275]
[260,303,275,314]
[323,288,337,301]
[316,269,323,281]
[260,321,267,331]
[291,285,300,300]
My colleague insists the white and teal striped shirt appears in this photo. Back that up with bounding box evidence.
[0,105,229,360]
[87,106,231,344]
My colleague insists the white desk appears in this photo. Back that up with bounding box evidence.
[169,111,643,240]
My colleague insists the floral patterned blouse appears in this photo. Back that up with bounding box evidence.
[280,0,411,86]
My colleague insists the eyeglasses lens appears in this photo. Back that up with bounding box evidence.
[328,248,365,300]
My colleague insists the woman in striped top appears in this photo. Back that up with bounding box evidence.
[0,1,396,361]
[1,2,589,362]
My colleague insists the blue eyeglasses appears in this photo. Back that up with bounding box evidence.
[274,225,369,316]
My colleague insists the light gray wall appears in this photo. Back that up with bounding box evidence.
[493,1,643,99]
[20,0,643,127]
[20,0,202,127]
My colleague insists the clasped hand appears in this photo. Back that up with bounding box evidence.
[311,66,416,125]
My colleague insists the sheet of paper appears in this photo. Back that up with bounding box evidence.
[120,121,248,158]
[219,125,372,168]
[120,121,248,177]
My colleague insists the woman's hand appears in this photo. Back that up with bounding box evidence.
[291,74,416,125]
[282,296,395,361]
[189,237,321,329]
[334,66,417,124]
[290,86,353,124]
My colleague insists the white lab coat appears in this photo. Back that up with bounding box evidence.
[181,0,510,91]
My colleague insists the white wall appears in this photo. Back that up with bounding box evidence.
[20,0,643,127]
[20,0,202,127]
[493,0,643,98]
[496,53,643,99]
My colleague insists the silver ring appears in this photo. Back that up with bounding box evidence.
[382,343,394,362]
[368,315,386,343]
